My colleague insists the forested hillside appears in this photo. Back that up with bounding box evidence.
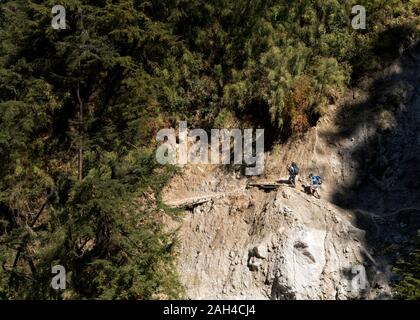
[0,0,419,299]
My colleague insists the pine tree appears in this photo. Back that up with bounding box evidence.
[0,0,183,299]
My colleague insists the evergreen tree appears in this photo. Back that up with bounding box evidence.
[0,0,183,299]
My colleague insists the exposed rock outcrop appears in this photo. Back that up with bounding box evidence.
[165,173,373,299]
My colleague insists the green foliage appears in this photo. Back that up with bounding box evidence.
[393,235,420,300]
[168,0,418,135]
[0,0,184,300]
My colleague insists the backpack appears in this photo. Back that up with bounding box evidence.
[290,163,299,175]
[313,176,322,185]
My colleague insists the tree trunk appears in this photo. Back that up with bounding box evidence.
[76,86,84,181]
[8,199,48,287]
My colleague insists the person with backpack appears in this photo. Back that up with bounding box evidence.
[287,162,299,187]
[309,173,322,199]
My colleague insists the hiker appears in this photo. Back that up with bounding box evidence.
[309,173,322,199]
[287,162,299,187]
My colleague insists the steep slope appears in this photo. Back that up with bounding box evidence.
[169,182,372,299]
[162,42,420,300]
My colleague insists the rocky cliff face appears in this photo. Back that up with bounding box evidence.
[176,183,372,299]
[162,42,420,300]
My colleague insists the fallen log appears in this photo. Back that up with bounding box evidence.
[246,182,282,190]
[165,187,245,209]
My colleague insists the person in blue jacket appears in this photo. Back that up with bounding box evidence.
[309,173,323,199]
